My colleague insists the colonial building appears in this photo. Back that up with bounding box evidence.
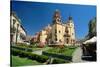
[51,9,65,45]
[64,16,75,45]
[50,10,75,46]
[40,29,47,44]
[31,24,51,46]
[10,12,27,44]
[32,9,76,46]
[31,32,40,43]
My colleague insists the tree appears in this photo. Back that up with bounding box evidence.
[88,17,96,38]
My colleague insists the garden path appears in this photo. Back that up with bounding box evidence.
[72,47,87,63]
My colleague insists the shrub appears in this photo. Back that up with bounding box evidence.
[11,45,33,52]
[37,55,49,63]
[11,48,20,56]
[28,45,37,48]
[16,43,28,47]
[52,58,69,64]
[11,48,49,63]
[38,42,45,48]
[12,46,25,50]
[26,48,33,52]
[59,45,64,48]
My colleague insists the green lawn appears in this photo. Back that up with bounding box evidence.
[11,55,42,67]
[45,47,77,56]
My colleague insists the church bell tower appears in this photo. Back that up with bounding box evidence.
[53,9,61,24]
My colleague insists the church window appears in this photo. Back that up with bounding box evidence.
[66,38,69,43]
[55,29,57,33]
[55,34,57,38]
[66,30,69,33]
[59,30,61,33]
[55,38,57,41]
[59,39,62,42]
[13,19,16,23]
[72,33,74,35]
[64,34,66,37]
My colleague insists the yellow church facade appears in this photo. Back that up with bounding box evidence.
[32,10,76,46]
[50,10,75,46]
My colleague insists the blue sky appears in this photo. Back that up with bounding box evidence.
[11,1,96,39]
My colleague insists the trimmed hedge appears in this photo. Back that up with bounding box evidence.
[11,48,49,63]
[11,46,33,52]
[16,43,28,46]
[52,58,70,64]
[28,45,37,48]
[45,47,76,56]
[42,51,72,61]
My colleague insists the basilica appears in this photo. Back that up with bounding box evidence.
[31,9,76,46]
